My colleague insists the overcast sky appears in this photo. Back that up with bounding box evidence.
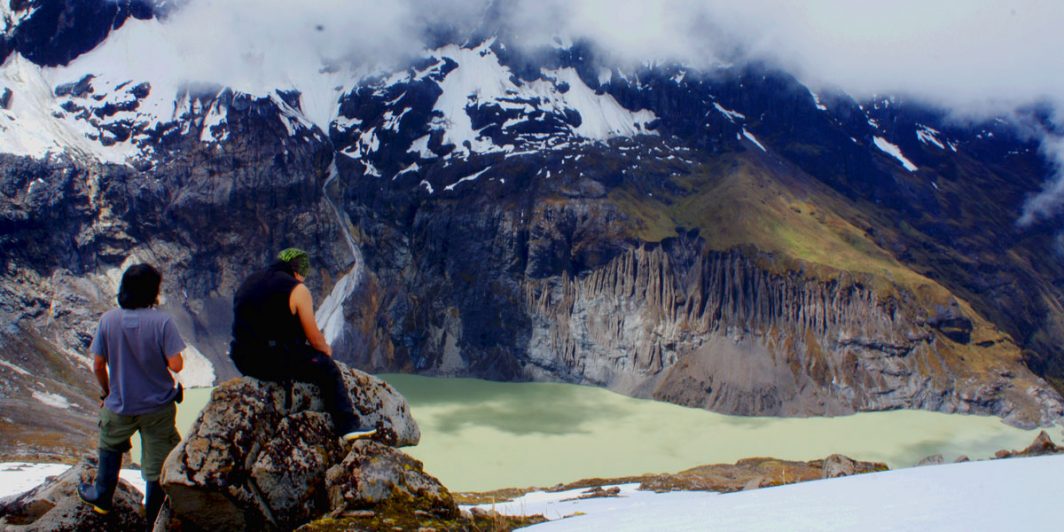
[158,0,1064,115]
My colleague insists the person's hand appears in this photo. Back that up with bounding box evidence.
[98,392,108,408]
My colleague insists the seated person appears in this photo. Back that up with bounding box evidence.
[229,248,374,441]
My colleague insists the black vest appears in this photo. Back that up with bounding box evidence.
[230,265,305,360]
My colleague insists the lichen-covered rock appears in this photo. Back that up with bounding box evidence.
[250,412,342,529]
[325,440,458,519]
[0,458,145,531]
[340,369,421,447]
[160,364,421,530]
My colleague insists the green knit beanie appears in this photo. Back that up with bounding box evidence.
[278,248,310,277]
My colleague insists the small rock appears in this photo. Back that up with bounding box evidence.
[917,454,945,466]
[1020,431,1062,456]
[343,510,376,518]
[325,440,458,519]
[821,454,857,478]
[954,455,970,463]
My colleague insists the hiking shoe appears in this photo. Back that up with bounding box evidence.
[341,428,377,442]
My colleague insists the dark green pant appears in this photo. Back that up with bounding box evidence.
[98,402,180,482]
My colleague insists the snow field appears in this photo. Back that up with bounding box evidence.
[473,455,1064,531]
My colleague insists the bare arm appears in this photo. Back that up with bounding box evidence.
[167,352,184,373]
[92,355,109,399]
[290,283,332,356]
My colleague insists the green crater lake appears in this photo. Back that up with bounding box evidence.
[136,374,1063,492]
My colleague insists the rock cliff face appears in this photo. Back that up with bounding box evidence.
[342,170,1064,427]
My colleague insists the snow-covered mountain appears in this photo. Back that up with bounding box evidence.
[3,1,1064,458]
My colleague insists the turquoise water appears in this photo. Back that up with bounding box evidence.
[137,375,1062,491]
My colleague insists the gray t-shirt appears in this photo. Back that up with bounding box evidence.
[90,308,186,416]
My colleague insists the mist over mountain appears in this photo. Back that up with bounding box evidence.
[3,0,1064,458]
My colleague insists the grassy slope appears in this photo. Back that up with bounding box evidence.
[605,151,1029,380]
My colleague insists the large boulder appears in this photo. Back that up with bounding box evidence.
[160,365,432,530]
[0,457,145,531]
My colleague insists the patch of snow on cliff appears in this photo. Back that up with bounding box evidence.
[742,129,767,152]
[0,55,113,161]
[382,107,411,132]
[713,102,745,123]
[873,136,918,172]
[6,16,332,162]
[426,41,655,156]
[808,88,828,111]
[31,391,70,409]
[178,343,215,388]
[270,92,316,137]
[199,96,229,142]
[408,134,435,159]
[542,68,657,139]
[916,125,946,149]
[597,67,613,85]
[397,162,420,176]
[430,40,511,155]
[444,167,491,191]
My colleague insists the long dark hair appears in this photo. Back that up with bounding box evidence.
[118,263,162,309]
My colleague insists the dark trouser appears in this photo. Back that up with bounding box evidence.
[231,343,358,434]
[99,402,180,482]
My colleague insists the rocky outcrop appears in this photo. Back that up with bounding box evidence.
[994,431,1063,459]
[458,454,889,500]
[0,456,145,531]
[324,440,457,519]
[159,364,429,531]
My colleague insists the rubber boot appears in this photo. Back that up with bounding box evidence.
[78,449,122,515]
[144,480,165,531]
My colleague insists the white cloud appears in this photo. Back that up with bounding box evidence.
[132,0,1064,117]
[74,0,1064,221]
[1019,134,1064,227]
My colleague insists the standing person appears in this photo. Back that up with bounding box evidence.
[79,263,184,529]
[229,248,375,441]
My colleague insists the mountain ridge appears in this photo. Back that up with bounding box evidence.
[2,5,1064,457]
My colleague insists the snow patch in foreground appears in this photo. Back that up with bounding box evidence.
[0,463,145,502]
[477,455,1064,532]
[873,136,918,172]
